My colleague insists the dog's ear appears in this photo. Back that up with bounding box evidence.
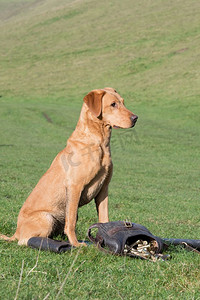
[83,90,105,118]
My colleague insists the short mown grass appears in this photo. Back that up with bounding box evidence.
[0,0,200,299]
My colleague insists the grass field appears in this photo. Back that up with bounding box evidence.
[0,0,200,299]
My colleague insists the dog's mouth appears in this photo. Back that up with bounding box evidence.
[113,115,138,129]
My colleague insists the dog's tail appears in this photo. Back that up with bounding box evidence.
[0,233,17,242]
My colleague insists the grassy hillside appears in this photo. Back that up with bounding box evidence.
[0,0,199,102]
[0,0,200,299]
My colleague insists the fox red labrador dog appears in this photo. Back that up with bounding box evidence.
[0,88,138,247]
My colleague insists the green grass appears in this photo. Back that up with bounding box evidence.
[0,0,200,299]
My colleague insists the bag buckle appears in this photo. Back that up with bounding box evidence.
[124,220,132,228]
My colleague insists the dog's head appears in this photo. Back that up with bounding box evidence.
[83,87,138,129]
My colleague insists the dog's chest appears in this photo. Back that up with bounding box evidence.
[79,145,111,207]
[79,167,108,207]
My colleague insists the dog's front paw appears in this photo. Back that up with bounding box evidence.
[73,241,87,247]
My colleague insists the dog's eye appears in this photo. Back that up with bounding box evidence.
[111,102,117,108]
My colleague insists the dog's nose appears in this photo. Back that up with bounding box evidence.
[131,115,138,127]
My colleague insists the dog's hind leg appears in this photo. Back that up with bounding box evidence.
[17,212,54,246]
